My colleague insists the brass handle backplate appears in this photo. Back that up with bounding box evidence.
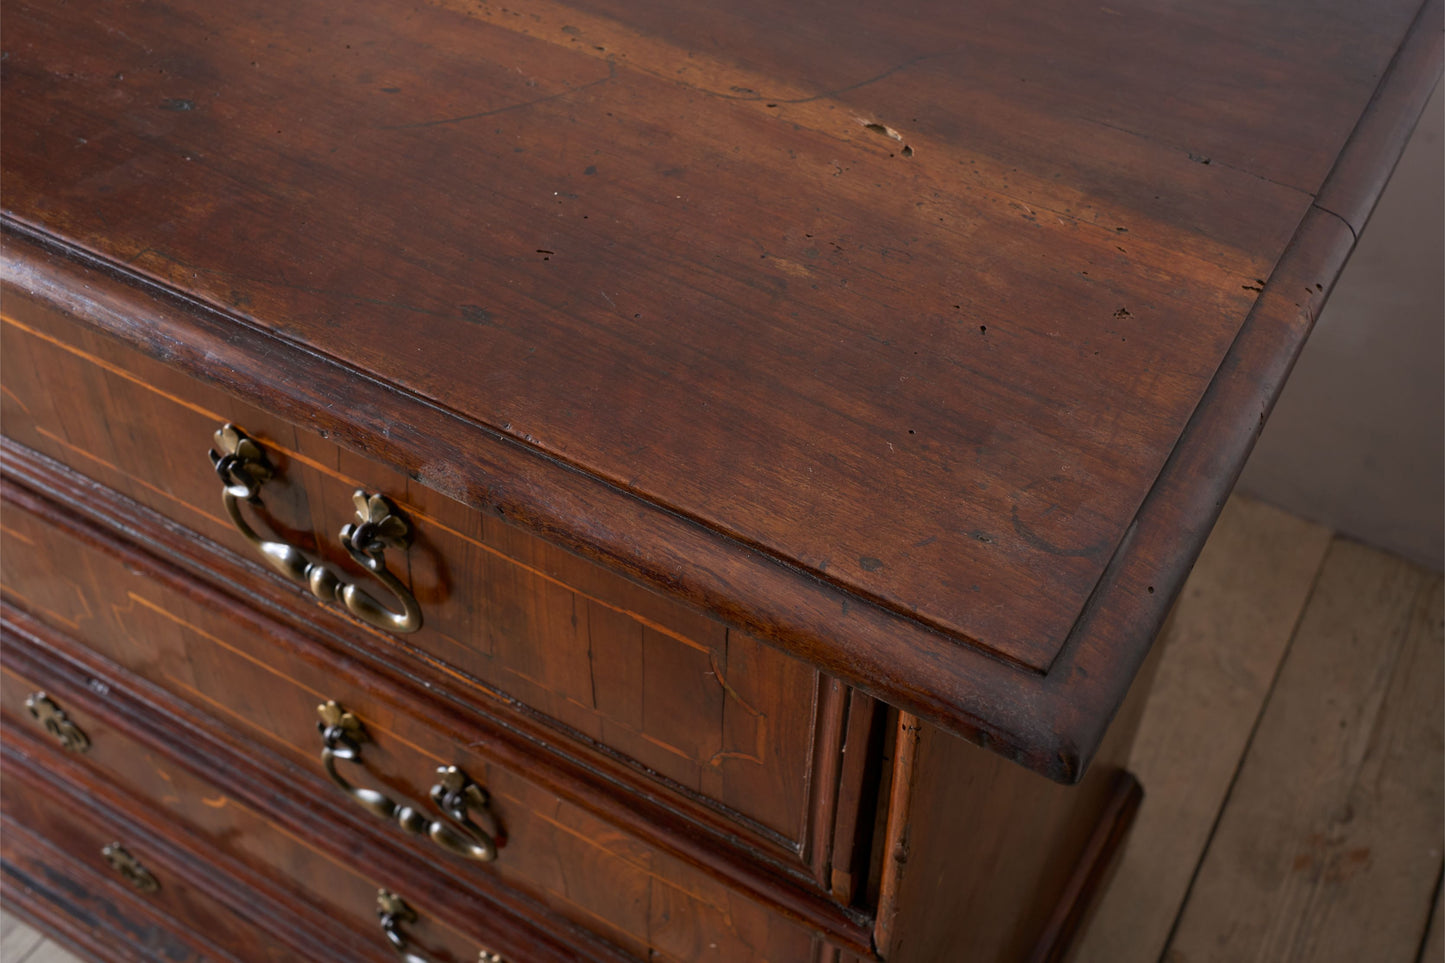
[377,890,504,963]
[318,701,500,863]
[26,692,90,753]
[102,843,159,894]
[209,424,422,634]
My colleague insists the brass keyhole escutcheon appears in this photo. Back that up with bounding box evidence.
[26,692,90,753]
[102,843,159,894]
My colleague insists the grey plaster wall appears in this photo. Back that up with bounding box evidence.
[1239,82,1443,570]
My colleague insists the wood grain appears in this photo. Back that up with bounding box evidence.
[1,0,1436,777]
[24,942,83,963]
[2,762,314,963]
[2,681,480,963]
[1313,0,1445,237]
[6,610,818,962]
[0,307,824,847]
[875,648,1153,963]
[1165,541,1444,962]
[1027,770,1141,963]
[4,820,217,963]
[1074,496,1333,963]
[0,0,1292,669]
[0,461,875,955]
[2,0,1441,955]
[0,439,877,950]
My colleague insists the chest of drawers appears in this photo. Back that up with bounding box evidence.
[1,1,1438,960]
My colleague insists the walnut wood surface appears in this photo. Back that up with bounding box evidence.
[1026,771,1142,963]
[2,0,1436,780]
[3,815,245,963]
[874,661,1151,963]
[3,603,843,962]
[0,303,824,851]
[1,441,1168,959]
[0,452,876,955]
[0,484,828,958]
[0,641,611,962]
[1,762,351,963]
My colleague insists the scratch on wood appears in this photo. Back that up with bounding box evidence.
[381,60,617,130]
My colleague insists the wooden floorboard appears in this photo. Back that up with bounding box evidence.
[1,912,47,963]
[0,911,82,963]
[1163,539,1444,962]
[1075,496,1333,963]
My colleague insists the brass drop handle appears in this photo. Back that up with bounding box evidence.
[209,424,422,634]
[317,701,500,863]
[377,890,505,963]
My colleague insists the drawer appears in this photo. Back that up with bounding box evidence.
[2,738,328,963]
[0,506,842,960]
[2,820,242,963]
[4,642,770,962]
[1,708,492,963]
[1,289,829,856]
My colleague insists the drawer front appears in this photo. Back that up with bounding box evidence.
[2,819,245,963]
[1,696,491,960]
[1,293,824,852]
[2,741,315,963]
[0,502,832,961]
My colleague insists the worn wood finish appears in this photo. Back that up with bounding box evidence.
[871,710,920,956]
[1075,496,1334,963]
[0,442,1178,960]
[0,440,877,951]
[3,0,1441,958]
[1313,0,1445,238]
[0,460,873,956]
[1026,771,1141,963]
[1166,542,1445,962]
[0,518,629,959]
[3,604,839,963]
[873,644,1154,963]
[2,0,1437,777]
[1,759,329,963]
[0,304,825,852]
[1,664,560,962]
[0,0,1277,668]
[4,818,230,963]
[826,690,885,907]
[3,731,396,963]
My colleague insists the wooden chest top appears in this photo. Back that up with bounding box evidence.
[2,0,1437,779]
